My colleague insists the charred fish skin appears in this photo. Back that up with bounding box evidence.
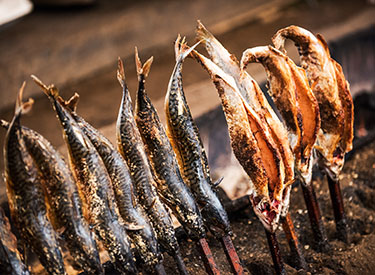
[0,120,103,274]
[116,58,180,255]
[0,207,30,275]
[134,49,206,241]
[32,77,137,275]
[196,21,295,189]
[3,84,65,275]
[272,26,354,177]
[59,94,163,271]
[165,37,231,237]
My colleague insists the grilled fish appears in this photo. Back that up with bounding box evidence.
[32,76,137,274]
[0,119,103,274]
[241,45,320,184]
[116,58,180,257]
[196,21,294,189]
[0,207,30,275]
[272,25,354,179]
[58,93,162,272]
[191,49,291,232]
[134,48,206,241]
[164,36,231,237]
[3,83,65,275]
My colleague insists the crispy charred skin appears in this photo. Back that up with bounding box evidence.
[32,77,137,275]
[164,37,231,237]
[134,48,206,240]
[241,45,320,184]
[0,207,30,275]
[1,119,103,274]
[3,83,65,275]
[272,25,354,178]
[116,58,180,256]
[196,21,295,190]
[59,94,162,272]
[191,50,290,232]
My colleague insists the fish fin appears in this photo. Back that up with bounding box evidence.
[135,47,154,79]
[117,57,126,88]
[58,93,80,112]
[0,119,9,130]
[123,222,145,231]
[196,20,215,43]
[15,82,34,116]
[31,75,59,98]
[174,34,201,62]
[213,176,224,187]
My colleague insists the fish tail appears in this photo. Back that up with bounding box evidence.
[117,57,126,88]
[15,81,34,116]
[174,34,200,62]
[196,20,214,44]
[135,47,154,79]
[31,75,59,100]
[0,119,9,130]
[57,93,80,112]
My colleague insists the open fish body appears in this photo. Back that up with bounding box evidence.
[116,59,180,255]
[60,94,162,271]
[134,50,206,240]
[33,78,137,274]
[165,37,232,237]
[272,25,353,179]
[3,85,65,275]
[196,21,295,188]
[191,49,291,232]
[1,119,103,274]
[241,45,320,184]
[0,207,30,275]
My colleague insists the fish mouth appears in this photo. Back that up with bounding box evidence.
[250,195,281,232]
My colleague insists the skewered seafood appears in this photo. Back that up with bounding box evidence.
[116,58,185,272]
[58,92,163,273]
[0,207,30,275]
[165,36,231,237]
[240,45,320,185]
[134,48,206,241]
[3,83,65,275]
[272,25,354,179]
[0,119,103,274]
[196,21,295,191]
[32,76,137,274]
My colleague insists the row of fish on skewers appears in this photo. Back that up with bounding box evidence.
[190,21,353,273]
[1,27,241,275]
[1,19,354,275]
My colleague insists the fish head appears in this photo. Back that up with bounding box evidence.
[250,194,281,232]
[201,201,231,238]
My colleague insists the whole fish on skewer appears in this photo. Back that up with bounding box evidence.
[0,119,103,274]
[196,21,294,191]
[3,83,65,275]
[0,207,30,275]
[190,48,291,274]
[272,26,354,242]
[57,92,163,273]
[134,48,206,241]
[116,58,184,274]
[32,76,137,275]
[165,37,243,275]
[272,25,353,179]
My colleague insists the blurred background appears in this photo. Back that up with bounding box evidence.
[0,0,374,202]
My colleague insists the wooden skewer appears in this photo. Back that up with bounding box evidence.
[300,182,331,252]
[327,176,350,243]
[220,234,244,275]
[197,238,221,275]
[172,250,189,275]
[265,229,286,275]
[281,213,307,270]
